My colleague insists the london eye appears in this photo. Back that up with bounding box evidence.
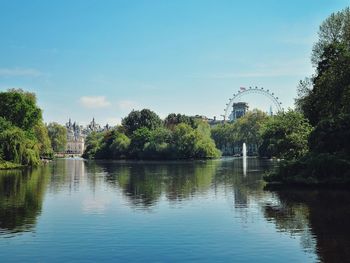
[223,87,283,121]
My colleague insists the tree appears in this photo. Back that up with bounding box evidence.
[0,89,42,131]
[297,7,350,125]
[300,43,350,126]
[129,127,152,158]
[34,123,53,158]
[47,123,67,152]
[259,111,312,160]
[211,110,269,155]
[172,123,220,159]
[82,132,104,159]
[311,7,350,66]
[109,131,131,158]
[172,123,197,158]
[164,113,197,130]
[143,127,172,159]
[84,109,221,160]
[0,125,40,165]
[266,7,350,184]
[0,90,47,167]
[122,109,162,135]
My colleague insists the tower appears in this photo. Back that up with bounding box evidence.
[229,102,249,121]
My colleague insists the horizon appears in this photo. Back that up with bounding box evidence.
[0,0,348,125]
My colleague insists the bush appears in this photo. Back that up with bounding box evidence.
[265,153,350,185]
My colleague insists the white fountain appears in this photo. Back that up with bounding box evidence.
[242,143,247,176]
[242,143,247,159]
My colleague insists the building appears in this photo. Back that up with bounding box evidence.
[229,102,249,121]
[65,119,85,155]
[64,118,112,155]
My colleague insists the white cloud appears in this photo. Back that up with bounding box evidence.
[0,67,43,77]
[117,100,137,111]
[79,96,111,108]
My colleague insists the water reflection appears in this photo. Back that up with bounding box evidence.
[1,158,349,262]
[86,160,219,207]
[83,158,270,209]
[264,189,350,263]
[0,167,49,235]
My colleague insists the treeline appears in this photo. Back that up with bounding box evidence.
[265,7,350,185]
[83,110,221,160]
[0,89,67,169]
[211,109,312,159]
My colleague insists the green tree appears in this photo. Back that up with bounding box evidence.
[172,123,197,158]
[122,109,162,135]
[109,131,131,158]
[164,113,197,130]
[172,123,220,159]
[0,89,42,131]
[0,125,40,165]
[259,111,312,160]
[211,110,269,155]
[34,123,53,158]
[129,127,152,158]
[311,7,350,66]
[47,122,67,152]
[82,131,104,159]
[143,127,172,159]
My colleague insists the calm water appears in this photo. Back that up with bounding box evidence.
[0,158,349,262]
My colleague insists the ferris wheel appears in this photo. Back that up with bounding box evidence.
[222,87,283,121]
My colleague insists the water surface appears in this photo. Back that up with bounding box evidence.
[0,158,348,262]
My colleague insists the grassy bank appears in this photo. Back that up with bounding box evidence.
[0,161,24,170]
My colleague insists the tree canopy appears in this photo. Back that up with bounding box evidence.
[259,111,312,160]
[47,122,67,152]
[0,89,42,131]
[84,109,220,160]
[122,109,163,135]
[267,7,350,185]
[0,90,52,167]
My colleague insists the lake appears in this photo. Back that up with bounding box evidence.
[0,158,349,262]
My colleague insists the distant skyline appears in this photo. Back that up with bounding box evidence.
[0,0,348,125]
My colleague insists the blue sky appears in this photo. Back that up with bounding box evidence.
[0,0,348,125]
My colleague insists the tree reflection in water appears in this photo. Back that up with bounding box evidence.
[85,158,273,211]
[3,158,349,263]
[264,189,350,263]
[89,160,219,208]
[0,167,49,235]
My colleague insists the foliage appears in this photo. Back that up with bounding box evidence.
[164,113,197,130]
[211,110,269,155]
[0,90,54,166]
[143,127,172,159]
[0,89,42,131]
[299,43,350,126]
[47,122,67,152]
[0,125,40,165]
[264,153,350,185]
[311,7,350,66]
[109,131,131,158]
[259,111,312,160]
[34,123,53,158]
[82,132,104,159]
[172,123,221,159]
[308,114,350,155]
[84,109,220,160]
[269,7,350,184]
[122,109,162,135]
